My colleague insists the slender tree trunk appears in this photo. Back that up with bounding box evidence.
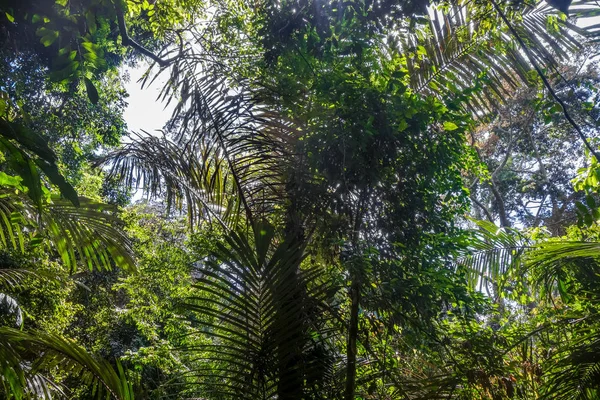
[344,277,361,400]
[276,193,306,400]
[489,180,511,227]
[344,191,368,400]
[275,259,304,400]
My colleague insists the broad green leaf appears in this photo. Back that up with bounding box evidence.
[0,138,43,210]
[84,77,99,105]
[34,159,79,207]
[36,27,59,47]
[0,172,22,188]
[443,121,459,131]
[586,194,596,210]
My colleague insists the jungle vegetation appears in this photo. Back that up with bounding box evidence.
[2,0,600,399]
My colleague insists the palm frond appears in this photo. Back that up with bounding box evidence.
[0,268,37,288]
[456,219,526,291]
[181,223,336,399]
[525,241,600,301]
[0,327,134,400]
[401,0,600,115]
[0,189,30,253]
[102,40,301,229]
[0,190,135,273]
[44,196,135,273]
[101,134,241,227]
[528,241,600,265]
[542,331,600,399]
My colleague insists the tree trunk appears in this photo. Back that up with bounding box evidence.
[344,277,361,400]
[344,191,369,400]
[276,197,306,400]
[275,260,304,400]
[489,180,511,227]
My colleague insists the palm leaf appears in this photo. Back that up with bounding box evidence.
[0,268,37,288]
[0,190,135,273]
[0,327,134,400]
[101,134,242,227]
[520,239,600,398]
[181,223,336,399]
[401,0,600,115]
[0,190,29,253]
[456,219,526,291]
[44,196,135,273]
[528,241,600,266]
[101,40,301,230]
[541,330,600,399]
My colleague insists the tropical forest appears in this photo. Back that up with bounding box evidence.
[3,0,600,398]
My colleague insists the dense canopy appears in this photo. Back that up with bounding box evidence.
[2,0,600,399]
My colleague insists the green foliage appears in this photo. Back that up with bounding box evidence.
[457,219,526,292]
[5,0,600,399]
[183,222,337,399]
[0,119,79,208]
[0,327,135,400]
[0,188,135,273]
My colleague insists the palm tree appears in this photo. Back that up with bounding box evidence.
[180,222,336,399]
[454,219,600,399]
[402,1,600,112]
[0,191,139,399]
[100,0,600,397]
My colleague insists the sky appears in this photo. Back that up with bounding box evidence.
[120,64,173,201]
[122,64,173,134]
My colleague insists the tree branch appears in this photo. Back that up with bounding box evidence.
[114,1,181,68]
[533,194,547,227]
[490,0,600,162]
[471,194,495,223]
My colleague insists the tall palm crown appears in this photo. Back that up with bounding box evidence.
[98,0,600,398]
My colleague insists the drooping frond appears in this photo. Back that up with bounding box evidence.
[102,36,302,229]
[528,240,600,266]
[542,331,600,399]
[0,327,134,400]
[0,268,37,288]
[456,219,526,291]
[0,190,135,273]
[518,238,600,398]
[0,190,29,253]
[525,241,600,300]
[400,0,600,115]
[181,223,336,399]
[101,134,242,227]
[43,196,135,273]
